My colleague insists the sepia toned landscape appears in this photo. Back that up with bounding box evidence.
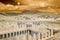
[0,11,59,40]
[0,0,60,40]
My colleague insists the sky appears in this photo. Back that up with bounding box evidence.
[0,0,60,13]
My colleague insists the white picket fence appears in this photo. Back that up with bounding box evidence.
[0,21,54,40]
[0,26,54,40]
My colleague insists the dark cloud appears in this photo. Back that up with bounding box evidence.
[0,0,17,5]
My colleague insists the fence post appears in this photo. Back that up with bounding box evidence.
[37,33,40,40]
[51,29,53,36]
[33,33,36,40]
[28,31,32,40]
[24,34,27,40]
